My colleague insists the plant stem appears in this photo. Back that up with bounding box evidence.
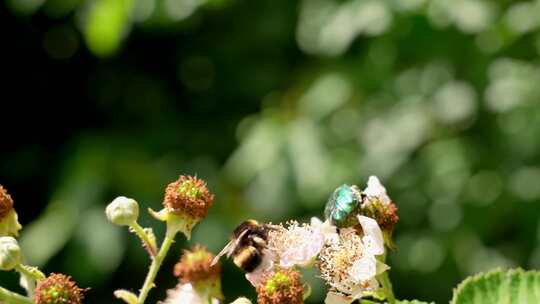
[15,264,45,280]
[0,287,33,304]
[379,271,396,304]
[131,222,157,257]
[377,252,395,304]
[137,230,176,304]
[15,264,45,297]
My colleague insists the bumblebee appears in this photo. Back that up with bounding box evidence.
[324,184,364,227]
[212,219,273,272]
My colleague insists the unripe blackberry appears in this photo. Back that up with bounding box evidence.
[34,273,88,304]
[174,245,221,284]
[151,175,216,239]
[256,269,303,304]
[163,175,214,219]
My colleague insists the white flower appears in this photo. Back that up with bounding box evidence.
[357,215,384,256]
[311,217,339,245]
[318,218,389,304]
[363,176,390,204]
[268,221,327,268]
[163,283,220,304]
[245,249,275,286]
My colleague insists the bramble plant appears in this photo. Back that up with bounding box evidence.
[0,175,539,304]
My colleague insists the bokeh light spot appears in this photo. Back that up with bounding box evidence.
[408,236,445,273]
[509,167,540,201]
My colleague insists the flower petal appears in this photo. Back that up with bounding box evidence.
[363,176,390,203]
[357,215,384,256]
[311,217,339,245]
[363,176,386,197]
[164,283,201,304]
[349,255,377,283]
[324,291,354,304]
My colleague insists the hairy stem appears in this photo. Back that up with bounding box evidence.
[15,264,45,280]
[137,229,177,304]
[15,264,45,297]
[0,287,33,304]
[131,222,157,257]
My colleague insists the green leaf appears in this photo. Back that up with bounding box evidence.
[396,300,434,304]
[451,268,540,304]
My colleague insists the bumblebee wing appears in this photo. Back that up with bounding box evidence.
[211,241,234,266]
[211,229,250,266]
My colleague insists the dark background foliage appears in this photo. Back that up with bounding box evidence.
[2,0,540,303]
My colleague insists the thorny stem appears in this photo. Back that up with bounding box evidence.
[137,228,177,304]
[131,221,157,257]
[0,287,33,304]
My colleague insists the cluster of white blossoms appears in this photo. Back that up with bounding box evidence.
[248,176,393,304]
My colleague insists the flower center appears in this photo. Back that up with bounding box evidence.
[265,272,291,295]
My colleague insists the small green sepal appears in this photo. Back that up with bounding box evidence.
[0,209,22,237]
[114,289,138,304]
[148,208,198,239]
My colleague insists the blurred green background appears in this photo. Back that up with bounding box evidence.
[2,0,540,303]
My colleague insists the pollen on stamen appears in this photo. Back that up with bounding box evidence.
[267,221,325,268]
[316,228,365,295]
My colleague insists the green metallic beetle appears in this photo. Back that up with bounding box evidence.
[324,184,364,227]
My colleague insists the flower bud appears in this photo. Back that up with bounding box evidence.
[0,236,21,270]
[256,269,304,304]
[231,297,253,304]
[106,196,139,226]
[34,273,88,304]
[0,185,22,237]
